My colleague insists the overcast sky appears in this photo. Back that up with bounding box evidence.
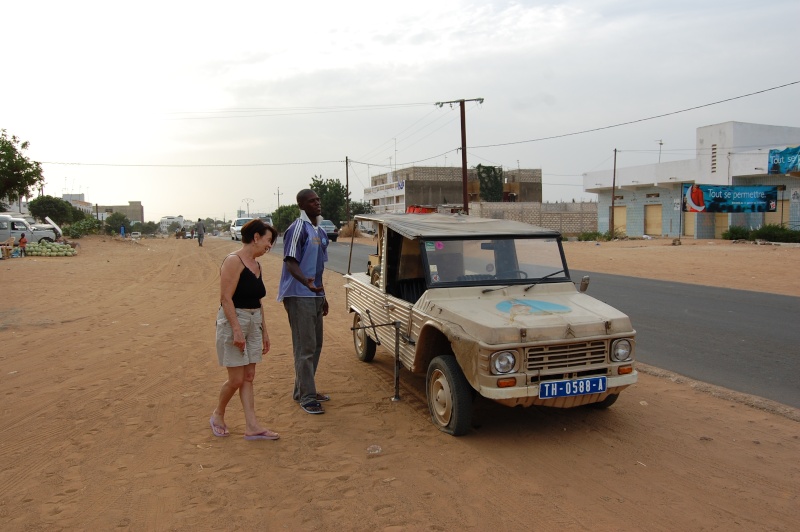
[3,0,799,222]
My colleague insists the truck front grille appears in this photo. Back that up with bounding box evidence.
[525,340,607,372]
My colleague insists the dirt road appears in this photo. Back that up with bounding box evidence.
[0,235,797,530]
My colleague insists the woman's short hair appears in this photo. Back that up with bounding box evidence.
[241,219,278,244]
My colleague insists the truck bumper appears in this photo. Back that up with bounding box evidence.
[480,371,638,408]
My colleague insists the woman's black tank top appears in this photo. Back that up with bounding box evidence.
[228,255,266,309]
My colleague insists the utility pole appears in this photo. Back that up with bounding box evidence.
[274,187,283,210]
[242,198,253,217]
[656,140,663,163]
[436,98,484,214]
[345,156,350,224]
[610,149,617,237]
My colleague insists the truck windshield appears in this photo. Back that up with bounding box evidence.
[421,237,567,286]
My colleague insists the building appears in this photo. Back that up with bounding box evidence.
[62,193,94,216]
[94,201,144,224]
[364,166,542,214]
[160,215,185,232]
[584,122,800,238]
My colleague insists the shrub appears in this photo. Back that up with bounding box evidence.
[750,224,800,243]
[65,218,101,238]
[721,225,750,240]
[603,228,626,240]
[577,231,604,241]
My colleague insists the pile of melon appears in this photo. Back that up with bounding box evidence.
[26,241,78,257]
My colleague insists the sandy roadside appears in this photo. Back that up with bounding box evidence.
[0,234,797,530]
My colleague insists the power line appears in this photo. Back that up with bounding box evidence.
[40,160,343,168]
[470,80,800,149]
[166,102,435,120]
[38,81,799,171]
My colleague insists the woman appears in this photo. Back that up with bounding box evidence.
[210,219,280,441]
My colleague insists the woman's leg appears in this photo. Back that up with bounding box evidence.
[239,364,279,438]
[212,366,245,435]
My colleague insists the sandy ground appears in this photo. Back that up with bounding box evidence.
[0,234,798,530]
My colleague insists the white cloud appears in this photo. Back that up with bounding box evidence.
[2,1,799,219]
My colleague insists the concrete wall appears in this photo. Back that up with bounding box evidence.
[467,201,597,235]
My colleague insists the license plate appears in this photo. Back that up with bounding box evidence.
[539,376,606,399]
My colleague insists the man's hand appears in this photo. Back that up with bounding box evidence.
[306,278,325,294]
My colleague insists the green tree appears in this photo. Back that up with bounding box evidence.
[310,175,348,225]
[0,129,44,208]
[105,212,131,235]
[69,204,87,223]
[65,217,101,239]
[28,195,73,225]
[272,204,300,233]
[475,164,503,202]
[167,221,182,233]
[350,200,374,217]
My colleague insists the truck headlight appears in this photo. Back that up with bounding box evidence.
[490,350,517,374]
[611,339,633,362]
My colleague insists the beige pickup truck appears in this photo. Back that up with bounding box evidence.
[345,213,637,436]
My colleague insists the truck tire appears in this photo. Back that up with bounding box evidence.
[589,393,619,409]
[353,313,376,362]
[426,356,472,436]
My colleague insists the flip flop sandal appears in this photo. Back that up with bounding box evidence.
[300,401,325,414]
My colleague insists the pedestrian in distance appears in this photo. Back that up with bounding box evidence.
[277,189,330,415]
[18,233,28,257]
[196,218,206,246]
[210,218,281,441]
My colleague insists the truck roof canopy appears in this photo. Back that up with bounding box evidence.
[354,213,560,240]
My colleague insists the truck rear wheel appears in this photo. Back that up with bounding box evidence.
[353,313,376,362]
[426,356,472,436]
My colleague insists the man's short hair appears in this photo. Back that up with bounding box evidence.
[296,189,315,205]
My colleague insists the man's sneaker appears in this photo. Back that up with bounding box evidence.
[300,401,325,414]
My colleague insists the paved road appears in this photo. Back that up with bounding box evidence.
[295,239,800,409]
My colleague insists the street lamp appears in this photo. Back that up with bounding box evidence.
[242,198,253,217]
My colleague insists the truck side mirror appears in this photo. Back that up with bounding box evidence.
[578,275,590,293]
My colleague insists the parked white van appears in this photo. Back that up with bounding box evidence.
[0,214,59,243]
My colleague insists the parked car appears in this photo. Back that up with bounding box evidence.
[320,219,338,242]
[345,213,637,436]
[358,223,375,235]
[230,217,252,241]
[0,214,58,243]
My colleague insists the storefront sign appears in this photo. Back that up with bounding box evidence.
[768,146,800,174]
[682,184,778,213]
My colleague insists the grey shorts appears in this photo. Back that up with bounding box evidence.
[215,307,263,367]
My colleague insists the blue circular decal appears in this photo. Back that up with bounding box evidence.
[495,299,571,315]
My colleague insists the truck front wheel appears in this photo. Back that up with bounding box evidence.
[353,313,376,362]
[589,393,619,409]
[426,356,472,436]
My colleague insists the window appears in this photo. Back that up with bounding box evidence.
[711,144,717,173]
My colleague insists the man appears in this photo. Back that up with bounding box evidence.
[277,189,330,414]
[196,218,206,246]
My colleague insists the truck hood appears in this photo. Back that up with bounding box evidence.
[418,282,633,344]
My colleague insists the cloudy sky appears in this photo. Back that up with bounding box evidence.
[3,0,799,222]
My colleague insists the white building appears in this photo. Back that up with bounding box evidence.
[63,193,94,215]
[160,215,185,232]
[584,121,800,238]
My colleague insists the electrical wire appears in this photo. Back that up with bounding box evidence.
[470,80,800,149]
